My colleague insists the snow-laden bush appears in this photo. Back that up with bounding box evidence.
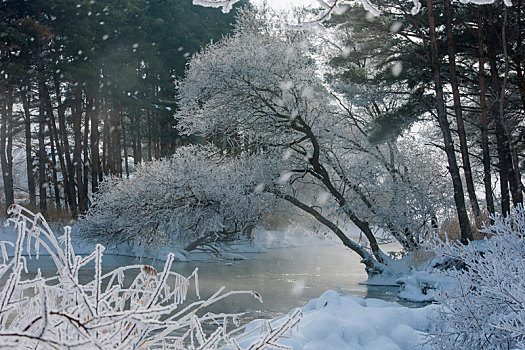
[430,205,525,349]
[78,146,276,252]
[0,205,301,349]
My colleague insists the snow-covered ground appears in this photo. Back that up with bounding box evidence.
[239,290,438,350]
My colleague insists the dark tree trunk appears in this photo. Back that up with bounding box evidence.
[499,8,523,207]
[55,76,77,216]
[154,141,160,160]
[37,90,47,214]
[6,86,14,208]
[109,100,122,176]
[427,0,472,243]
[147,109,152,162]
[47,117,61,210]
[477,8,495,215]
[132,122,137,165]
[445,0,481,225]
[0,79,15,211]
[73,88,87,213]
[43,82,72,214]
[155,112,161,160]
[276,190,383,274]
[91,97,100,193]
[20,86,36,207]
[40,83,62,211]
[102,99,109,176]
[36,44,47,215]
[160,114,170,157]
[136,114,142,164]
[514,0,525,115]
[487,6,511,214]
[122,116,129,178]
[132,114,142,165]
[83,94,91,202]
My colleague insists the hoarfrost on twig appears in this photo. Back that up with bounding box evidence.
[0,204,301,349]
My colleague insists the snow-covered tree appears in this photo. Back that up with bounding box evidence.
[178,8,386,272]
[196,0,524,249]
[78,146,277,252]
[430,205,525,349]
[177,8,448,273]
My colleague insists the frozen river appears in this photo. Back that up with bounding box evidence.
[20,243,417,323]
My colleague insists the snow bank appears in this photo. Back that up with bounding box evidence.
[396,270,455,302]
[395,240,490,302]
[239,290,438,350]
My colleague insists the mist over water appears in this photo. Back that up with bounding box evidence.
[22,244,416,323]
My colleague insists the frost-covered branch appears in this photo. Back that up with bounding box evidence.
[430,205,525,348]
[0,204,300,349]
[78,146,276,253]
[192,0,510,19]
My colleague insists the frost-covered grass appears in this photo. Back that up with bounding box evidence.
[0,205,299,349]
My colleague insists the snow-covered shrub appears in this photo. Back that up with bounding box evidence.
[430,205,525,349]
[0,205,300,349]
[78,146,276,252]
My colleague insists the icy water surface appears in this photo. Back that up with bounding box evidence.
[21,244,417,323]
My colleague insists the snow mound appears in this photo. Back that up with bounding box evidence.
[241,290,438,350]
[396,270,455,302]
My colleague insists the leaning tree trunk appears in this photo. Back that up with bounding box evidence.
[291,114,385,263]
[427,0,472,243]
[445,0,481,225]
[275,189,383,274]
